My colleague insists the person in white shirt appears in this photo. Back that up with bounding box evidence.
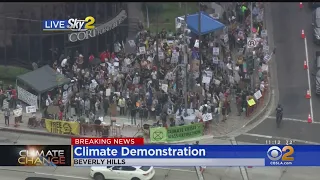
[61,58,68,68]
[151,70,157,80]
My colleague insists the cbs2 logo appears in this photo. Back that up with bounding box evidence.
[267,146,294,161]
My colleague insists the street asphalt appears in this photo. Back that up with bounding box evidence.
[271,2,311,121]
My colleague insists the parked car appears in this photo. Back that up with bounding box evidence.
[309,2,320,9]
[312,8,320,44]
[90,166,155,180]
[313,51,320,94]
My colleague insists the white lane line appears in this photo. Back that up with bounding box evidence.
[268,116,320,124]
[34,172,90,179]
[243,133,320,145]
[304,37,314,123]
[156,167,195,172]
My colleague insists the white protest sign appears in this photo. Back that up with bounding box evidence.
[17,86,38,109]
[161,84,168,93]
[13,108,22,117]
[261,30,267,38]
[254,90,262,100]
[263,54,272,62]
[223,34,229,43]
[202,76,211,84]
[105,89,111,96]
[194,39,199,48]
[205,71,213,78]
[128,40,136,47]
[2,100,8,109]
[263,45,269,53]
[158,51,164,59]
[171,52,179,63]
[203,113,213,121]
[261,64,269,72]
[26,106,36,113]
[139,46,146,54]
[212,56,219,64]
[212,47,219,56]
[247,38,257,48]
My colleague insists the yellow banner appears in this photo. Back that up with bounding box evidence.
[45,119,80,135]
[247,99,256,107]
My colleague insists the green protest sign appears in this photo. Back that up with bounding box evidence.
[167,123,204,142]
[150,127,167,143]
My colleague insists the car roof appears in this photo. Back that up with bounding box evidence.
[316,8,320,18]
[91,166,142,170]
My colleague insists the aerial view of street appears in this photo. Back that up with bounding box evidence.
[1,2,320,180]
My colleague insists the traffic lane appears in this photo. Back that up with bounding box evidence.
[0,167,198,180]
[0,131,70,145]
[0,169,88,180]
[247,118,320,143]
[235,134,315,145]
[271,3,310,120]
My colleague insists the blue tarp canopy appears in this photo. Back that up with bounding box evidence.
[186,11,225,35]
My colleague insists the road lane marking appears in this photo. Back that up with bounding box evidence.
[34,172,90,179]
[243,133,320,144]
[304,37,314,123]
[156,167,195,172]
[268,116,320,124]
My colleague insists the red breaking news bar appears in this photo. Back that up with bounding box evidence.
[71,138,144,145]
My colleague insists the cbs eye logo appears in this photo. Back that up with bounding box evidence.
[267,146,294,161]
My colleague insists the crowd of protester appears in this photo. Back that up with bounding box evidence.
[1,2,269,135]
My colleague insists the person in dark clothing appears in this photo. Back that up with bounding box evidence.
[131,106,137,125]
[103,97,109,116]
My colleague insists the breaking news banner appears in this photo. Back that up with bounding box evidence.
[0,145,71,166]
[70,139,320,167]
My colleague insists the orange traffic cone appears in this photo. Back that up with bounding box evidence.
[299,2,303,9]
[304,60,308,69]
[306,89,311,99]
[301,30,305,39]
[308,114,312,123]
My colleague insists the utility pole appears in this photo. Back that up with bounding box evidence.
[156,6,160,70]
[250,2,255,90]
[198,3,202,87]
[183,3,189,116]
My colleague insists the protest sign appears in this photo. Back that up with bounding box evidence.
[212,56,219,64]
[167,123,203,142]
[247,99,256,107]
[2,100,8,109]
[223,34,229,43]
[13,108,22,117]
[263,54,272,63]
[139,46,146,54]
[45,119,80,135]
[171,52,179,63]
[158,51,164,59]
[128,40,136,47]
[194,40,199,48]
[261,64,269,72]
[263,45,269,53]
[254,90,262,100]
[203,113,213,121]
[261,30,267,38]
[26,106,36,114]
[161,84,168,93]
[105,89,111,96]
[202,76,211,84]
[212,47,219,56]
